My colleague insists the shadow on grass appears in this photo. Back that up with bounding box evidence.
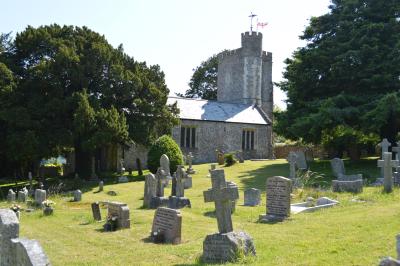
[203,210,216,218]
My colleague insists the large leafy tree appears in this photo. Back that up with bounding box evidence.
[0,24,178,177]
[276,0,400,156]
[177,52,222,100]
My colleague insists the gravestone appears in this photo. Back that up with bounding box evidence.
[330,158,363,193]
[186,152,196,174]
[287,152,298,179]
[118,176,128,183]
[184,174,192,189]
[169,166,191,209]
[227,181,238,213]
[99,180,104,191]
[17,188,28,202]
[148,168,169,209]
[260,176,291,222]
[378,152,399,193]
[7,189,16,202]
[202,169,255,263]
[210,164,217,171]
[378,139,392,178]
[216,150,225,165]
[160,154,171,178]
[295,151,307,170]
[0,209,50,266]
[143,174,157,208]
[34,189,46,205]
[91,202,101,221]
[379,234,400,266]
[107,202,130,229]
[244,188,261,206]
[151,207,182,244]
[118,158,125,174]
[73,189,82,202]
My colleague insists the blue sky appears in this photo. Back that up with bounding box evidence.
[1,0,331,108]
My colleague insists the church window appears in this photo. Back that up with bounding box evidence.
[242,129,255,150]
[180,126,196,149]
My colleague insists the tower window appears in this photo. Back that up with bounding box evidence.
[180,126,196,149]
[242,129,255,150]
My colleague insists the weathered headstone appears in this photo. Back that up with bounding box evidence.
[236,151,244,163]
[91,202,102,221]
[99,180,104,191]
[378,139,392,177]
[143,174,157,208]
[107,202,130,229]
[260,176,291,222]
[7,189,16,202]
[17,188,28,203]
[186,152,196,174]
[151,207,182,244]
[169,166,191,209]
[0,209,50,266]
[330,158,363,193]
[295,151,307,170]
[393,142,400,161]
[160,154,171,178]
[330,158,346,178]
[118,176,128,183]
[287,152,298,179]
[148,168,169,209]
[244,188,261,206]
[378,152,399,193]
[34,189,46,206]
[184,174,192,189]
[216,150,225,165]
[202,169,255,263]
[227,181,238,213]
[73,189,82,202]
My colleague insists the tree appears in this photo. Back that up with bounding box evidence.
[276,0,400,156]
[177,52,223,100]
[0,24,179,177]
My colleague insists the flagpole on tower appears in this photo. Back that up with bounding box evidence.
[248,12,257,33]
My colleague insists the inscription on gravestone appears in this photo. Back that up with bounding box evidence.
[151,207,181,244]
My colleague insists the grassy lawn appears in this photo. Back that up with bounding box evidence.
[1,158,399,265]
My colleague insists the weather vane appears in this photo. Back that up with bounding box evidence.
[248,12,257,33]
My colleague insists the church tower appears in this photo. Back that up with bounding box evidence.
[217,32,273,119]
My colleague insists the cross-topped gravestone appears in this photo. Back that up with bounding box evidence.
[203,169,239,233]
[287,152,298,179]
[186,153,196,174]
[378,152,399,193]
[379,138,391,155]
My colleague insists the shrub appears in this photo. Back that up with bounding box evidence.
[147,135,184,174]
[224,152,237,166]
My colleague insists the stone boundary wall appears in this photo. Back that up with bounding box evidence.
[0,209,51,266]
[274,145,325,160]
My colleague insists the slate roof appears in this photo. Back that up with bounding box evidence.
[167,97,270,125]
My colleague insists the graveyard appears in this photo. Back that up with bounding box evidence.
[1,158,400,265]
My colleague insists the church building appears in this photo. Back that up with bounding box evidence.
[167,31,274,163]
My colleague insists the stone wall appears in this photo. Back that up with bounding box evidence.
[0,209,50,266]
[172,119,272,163]
[122,143,148,170]
[274,145,325,160]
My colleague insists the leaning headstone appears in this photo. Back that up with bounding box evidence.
[287,152,298,179]
[260,176,291,222]
[99,180,104,191]
[186,152,196,174]
[202,169,255,263]
[7,189,16,202]
[73,190,82,202]
[0,209,50,265]
[244,188,261,206]
[160,154,171,178]
[295,151,307,170]
[378,152,399,193]
[150,207,182,244]
[143,174,157,208]
[17,188,28,203]
[91,202,101,221]
[34,189,46,206]
[107,202,130,229]
[330,158,346,178]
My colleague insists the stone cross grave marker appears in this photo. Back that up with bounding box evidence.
[287,152,298,179]
[203,169,239,233]
[378,152,399,193]
[7,189,16,202]
[160,154,171,177]
[91,202,101,221]
[186,152,196,174]
[295,151,307,170]
[151,207,182,244]
[378,139,391,177]
[144,174,157,208]
[260,176,291,222]
[330,158,346,178]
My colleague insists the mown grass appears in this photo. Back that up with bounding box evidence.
[1,158,399,266]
